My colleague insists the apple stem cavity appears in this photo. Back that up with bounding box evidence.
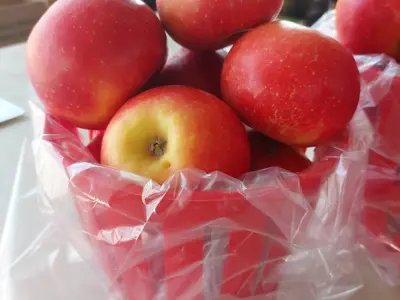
[149,137,167,157]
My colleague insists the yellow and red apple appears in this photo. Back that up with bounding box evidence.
[156,0,283,50]
[101,86,251,184]
[26,0,167,129]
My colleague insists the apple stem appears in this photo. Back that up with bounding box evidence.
[149,137,167,157]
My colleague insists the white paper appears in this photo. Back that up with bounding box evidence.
[0,98,24,124]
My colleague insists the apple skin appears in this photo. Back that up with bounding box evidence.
[221,21,360,147]
[101,86,251,184]
[336,0,400,62]
[156,0,283,50]
[248,131,311,173]
[146,48,226,98]
[26,0,167,129]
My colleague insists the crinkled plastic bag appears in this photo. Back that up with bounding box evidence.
[1,10,400,300]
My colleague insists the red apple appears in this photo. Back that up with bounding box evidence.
[26,0,167,129]
[146,47,226,98]
[156,0,283,50]
[221,21,360,147]
[248,131,311,173]
[336,0,400,62]
[101,86,250,184]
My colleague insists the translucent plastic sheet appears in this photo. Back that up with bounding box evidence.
[1,11,400,300]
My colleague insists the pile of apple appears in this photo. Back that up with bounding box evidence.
[26,0,372,185]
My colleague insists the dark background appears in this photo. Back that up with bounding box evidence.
[144,0,156,11]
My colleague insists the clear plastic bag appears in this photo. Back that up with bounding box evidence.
[1,10,400,300]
